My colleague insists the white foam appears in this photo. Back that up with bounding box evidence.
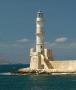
[0,72,18,75]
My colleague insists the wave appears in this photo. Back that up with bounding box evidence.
[0,72,18,75]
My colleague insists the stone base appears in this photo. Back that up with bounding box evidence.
[18,67,76,75]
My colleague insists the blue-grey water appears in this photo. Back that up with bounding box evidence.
[0,64,76,90]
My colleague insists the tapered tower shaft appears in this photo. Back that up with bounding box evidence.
[36,11,44,54]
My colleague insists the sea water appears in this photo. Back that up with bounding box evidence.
[0,64,76,90]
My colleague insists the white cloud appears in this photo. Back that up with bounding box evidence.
[68,43,76,48]
[17,38,30,43]
[0,37,76,50]
[45,41,76,49]
[45,37,68,49]
[55,37,68,43]
[0,38,33,48]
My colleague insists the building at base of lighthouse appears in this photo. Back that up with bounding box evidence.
[30,11,53,70]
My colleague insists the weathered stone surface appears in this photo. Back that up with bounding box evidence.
[49,60,76,72]
[18,66,76,74]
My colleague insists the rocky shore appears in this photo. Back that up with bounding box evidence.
[18,67,51,74]
[18,67,76,75]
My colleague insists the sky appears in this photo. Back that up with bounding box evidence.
[0,0,76,64]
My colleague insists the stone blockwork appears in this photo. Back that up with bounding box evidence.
[49,60,76,72]
[30,47,53,70]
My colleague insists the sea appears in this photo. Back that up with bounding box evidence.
[0,64,76,90]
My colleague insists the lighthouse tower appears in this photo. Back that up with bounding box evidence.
[30,11,53,70]
[36,11,44,54]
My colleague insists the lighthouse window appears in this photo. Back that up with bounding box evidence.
[37,13,43,17]
[41,46,42,48]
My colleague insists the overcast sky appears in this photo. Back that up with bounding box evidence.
[0,0,76,64]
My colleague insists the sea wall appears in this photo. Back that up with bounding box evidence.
[49,60,76,72]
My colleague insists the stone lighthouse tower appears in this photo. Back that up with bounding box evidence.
[30,11,53,70]
[36,11,44,54]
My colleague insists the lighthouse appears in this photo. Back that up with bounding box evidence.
[36,11,44,54]
[18,11,76,74]
[30,11,53,70]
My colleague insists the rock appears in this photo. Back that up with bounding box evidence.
[18,67,30,73]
